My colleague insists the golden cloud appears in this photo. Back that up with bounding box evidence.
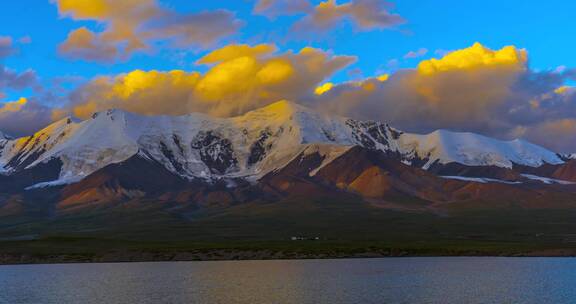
[57,0,113,19]
[417,42,527,75]
[315,82,334,95]
[0,97,28,113]
[554,86,575,96]
[196,44,276,64]
[60,44,355,118]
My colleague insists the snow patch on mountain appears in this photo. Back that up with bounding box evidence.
[441,176,522,184]
[304,144,353,176]
[521,174,575,185]
[25,176,84,190]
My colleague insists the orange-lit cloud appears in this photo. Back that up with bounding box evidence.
[60,44,355,118]
[52,0,242,62]
[0,97,27,113]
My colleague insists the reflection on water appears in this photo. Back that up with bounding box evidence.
[1,257,576,304]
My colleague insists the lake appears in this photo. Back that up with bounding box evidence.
[1,257,575,303]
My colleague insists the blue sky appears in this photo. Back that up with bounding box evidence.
[1,0,575,104]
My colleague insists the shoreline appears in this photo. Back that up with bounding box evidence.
[3,248,576,266]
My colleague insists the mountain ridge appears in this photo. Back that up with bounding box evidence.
[0,100,569,190]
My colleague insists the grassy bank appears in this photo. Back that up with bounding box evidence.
[3,200,576,264]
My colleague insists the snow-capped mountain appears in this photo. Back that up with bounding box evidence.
[0,100,567,187]
[0,101,396,183]
[0,131,10,140]
[398,130,563,169]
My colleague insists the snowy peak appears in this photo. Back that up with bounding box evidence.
[240,100,305,121]
[398,129,563,169]
[0,101,568,187]
[235,100,354,145]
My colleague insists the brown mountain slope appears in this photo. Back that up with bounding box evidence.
[3,146,576,221]
[262,146,576,211]
[552,160,576,181]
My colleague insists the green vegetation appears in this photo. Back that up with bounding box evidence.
[2,198,576,264]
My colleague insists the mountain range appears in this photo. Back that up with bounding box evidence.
[3,100,576,252]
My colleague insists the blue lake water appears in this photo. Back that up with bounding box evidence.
[1,257,575,304]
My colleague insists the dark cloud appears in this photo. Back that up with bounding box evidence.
[0,65,38,91]
[0,98,53,137]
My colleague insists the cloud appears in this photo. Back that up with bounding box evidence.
[254,0,404,34]
[0,36,16,58]
[59,27,120,62]
[254,0,313,18]
[196,44,277,64]
[52,0,242,63]
[292,0,405,33]
[417,43,527,75]
[519,118,576,153]
[0,36,40,116]
[59,44,355,118]
[0,65,38,91]
[18,36,32,44]
[311,42,576,152]
[313,43,528,127]
[403,48,428,59]
[0,98,53,137]
[0,35,34,59]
